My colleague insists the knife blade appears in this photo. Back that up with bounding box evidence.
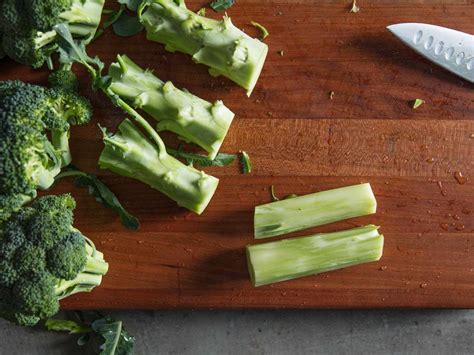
[387,23,474,83]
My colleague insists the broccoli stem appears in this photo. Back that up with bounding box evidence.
[51,130,72,167]
[108,55,235,159]
[247,225,384,287]
[54,272,104,299]
[59,0,106,42]
[36,165,61,190]
[34,30,58,49]
[54,246,108,299]
[254,183,377,239]
[99,119,219,215]
[138,0,268,96]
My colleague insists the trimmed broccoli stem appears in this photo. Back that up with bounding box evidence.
[59,0,106,42]
[138,0,268,96]
[108,55,235,159]
[99,119,219,215]
[34,30,58,49]
[36,165,61,190]
[54,272,104,299]
[247,225,384,287]
[51,130,72,167]
[254,183,377,239]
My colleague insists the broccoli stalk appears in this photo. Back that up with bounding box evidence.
[54,238,108,299]
[254,183,377,239]
[247,225,384,287]
[99,118,219,215]
[138,0,268,96]
[108,54,235,159]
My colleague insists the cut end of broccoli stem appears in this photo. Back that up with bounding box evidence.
[254,183,377,239]
[247,225,384,287]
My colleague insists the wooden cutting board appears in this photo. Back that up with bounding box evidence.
[2,0,473,309]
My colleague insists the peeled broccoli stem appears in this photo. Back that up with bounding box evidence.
[247,225,384,287]
[138,0,268,96]
[108,55,235,159]
[55,236,108,299]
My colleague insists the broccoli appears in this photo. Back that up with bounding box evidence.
[0,0,105,68]
[0,79,92,215]
[0,194,109,326]
[99,117,220,215]
[53,25,221,215]
[138,0,268,96]
[108,54,235,159]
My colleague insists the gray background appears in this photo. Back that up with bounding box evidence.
[1,310,473,354]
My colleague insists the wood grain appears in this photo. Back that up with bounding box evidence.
[1,0,474,308]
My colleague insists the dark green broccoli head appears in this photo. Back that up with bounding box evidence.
[48,69,79,92]
[12,272,60,319]
[0,194,108,326]
[28,194,76,250]
[0,80,92,207]
[2,29,57,68]
[43,89,92,131]
[25,0,72,32]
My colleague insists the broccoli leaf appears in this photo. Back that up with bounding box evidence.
[55,168,139,230]
[167,146,236,167]
[118,0,142,11]
[92,318,135,355]
[46,314,135,355]
[113,14,144,37]
[94,6,126,40]
[210,0,235,12]
[239,151,252,174]
[45,319,92,334]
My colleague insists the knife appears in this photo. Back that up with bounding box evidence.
[387,23,474,83]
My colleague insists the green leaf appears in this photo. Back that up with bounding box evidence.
[45,319,92,334]
[210,0,235,12]
[167,146,236,167]
[239,151,252,174]
[250,21,269,40]
[412,98,425,109]
[117,0,142,11]
[113,13,144,37]
[93,6,125,40]
[55,168,140,230]
[92,318,135,355]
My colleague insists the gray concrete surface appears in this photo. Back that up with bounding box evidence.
[1,310,473,354]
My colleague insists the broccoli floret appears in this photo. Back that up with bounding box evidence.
[0,0,105,68]
[48,69,79,92]
[0,194,109,327]
[0,80,92,209]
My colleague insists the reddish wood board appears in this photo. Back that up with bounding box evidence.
[2,0,474,308]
